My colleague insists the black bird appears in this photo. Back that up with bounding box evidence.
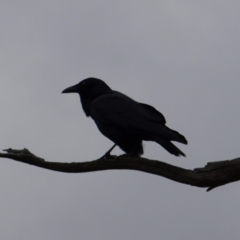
[62,78,187,157]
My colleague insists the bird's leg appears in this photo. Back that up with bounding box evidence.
[99,144,117,160]
[117,143,143,159]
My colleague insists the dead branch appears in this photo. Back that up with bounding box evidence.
[0,148,240,191]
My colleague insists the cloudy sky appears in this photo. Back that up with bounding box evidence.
[1,1,240,239]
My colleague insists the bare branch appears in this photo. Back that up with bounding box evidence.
[1,148,240,191]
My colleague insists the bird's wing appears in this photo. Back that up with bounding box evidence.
[138,103,166,124]
[90,91,166,133]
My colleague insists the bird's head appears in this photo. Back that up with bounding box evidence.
[62,77,111,116]
[62,77,111,98]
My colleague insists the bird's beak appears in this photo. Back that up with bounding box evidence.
[62,84,79,94]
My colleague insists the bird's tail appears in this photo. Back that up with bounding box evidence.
[163,126,188,144]
[154,138,186,157]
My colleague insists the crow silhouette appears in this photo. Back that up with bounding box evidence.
[62,78,187,157]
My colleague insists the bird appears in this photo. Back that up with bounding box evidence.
[62,77,187,157]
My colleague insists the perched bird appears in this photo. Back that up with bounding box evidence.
[62,78,187,157]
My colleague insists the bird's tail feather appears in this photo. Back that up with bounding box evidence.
[164,126,188,144]
[154,137,186,157]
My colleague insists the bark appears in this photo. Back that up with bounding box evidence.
[0,148,240,191]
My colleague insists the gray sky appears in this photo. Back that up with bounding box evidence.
[1,1,240,239]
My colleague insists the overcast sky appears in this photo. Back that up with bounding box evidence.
[1,1,240,239]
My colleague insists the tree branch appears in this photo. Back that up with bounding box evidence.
[1,148,240,191]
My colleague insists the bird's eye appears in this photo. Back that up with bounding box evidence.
[82,81,86,86]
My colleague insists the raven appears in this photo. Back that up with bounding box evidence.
[62,78,187,157]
